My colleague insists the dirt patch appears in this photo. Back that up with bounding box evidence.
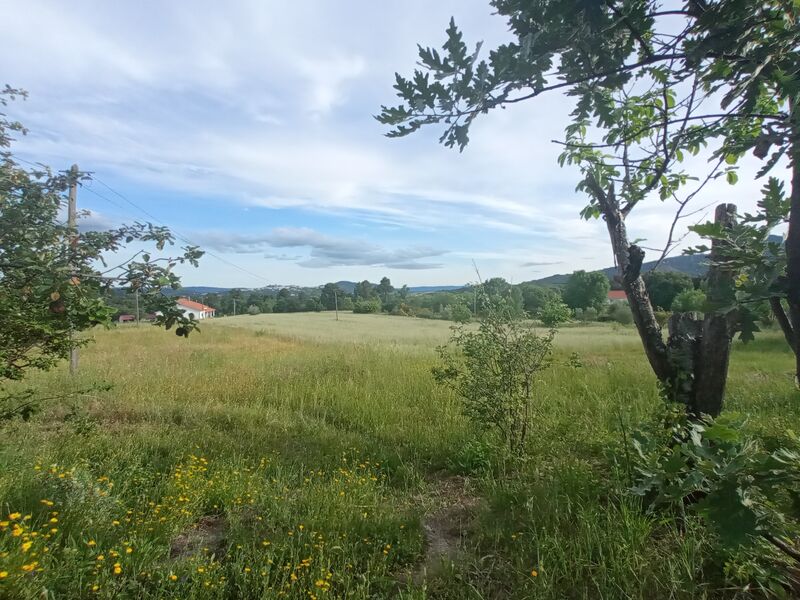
[401,474,482,586]
[170,515,227,560]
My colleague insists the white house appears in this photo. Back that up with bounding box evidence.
[176,297,216,320]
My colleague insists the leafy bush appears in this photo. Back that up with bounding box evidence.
[653,309,670,327]
[447,302,472,323]
[631,412,800,594]
[538,299,571,327]
[575,307,599,322]
[671,289,706,313]
[246,304,261,315]
[352,299,382,314]
[434,302,555,453]
[605,302,634,325]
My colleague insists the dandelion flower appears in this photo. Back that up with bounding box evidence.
[169,574,178,581]
[113,563,122,575]
[8,513,21,520]
[530,569,538,577]
[21,541,32,552]
[21,562,38,572]
[87,540,96,547]
[0,571,7,579]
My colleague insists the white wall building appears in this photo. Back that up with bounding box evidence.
[176,297,216,320]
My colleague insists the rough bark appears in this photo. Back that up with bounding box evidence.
[786,100,800,388]
[693,204,737,417]
[770,296,796,351]
[586,173,736,416]
[585,174,672,383]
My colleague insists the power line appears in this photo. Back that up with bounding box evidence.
[88,176,272,285]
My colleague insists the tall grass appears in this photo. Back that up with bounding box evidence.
[0,315,794,598]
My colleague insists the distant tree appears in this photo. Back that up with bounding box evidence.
[246,304,261,315]
[519,284,560,316]
[605,302,634,325]
[448,302,472,324]
[672,289,707,314]
[539,299,571,327]
[353,298,382,314]
[398,284,410,300]
[320,283,343,311]
[482,277,510,300]
[563,271,610,311]
[354,280,376,300]
[643,271,694,311]
[377,277,394,303]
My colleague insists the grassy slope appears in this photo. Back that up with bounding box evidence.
[0,313,795,599]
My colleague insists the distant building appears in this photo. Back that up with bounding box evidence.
[176,297,216,320]
[607,290,628,302]
[118,314,136,323]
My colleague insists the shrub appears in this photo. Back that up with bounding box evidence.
[575,307,599,322]
[631,412,800,594]
[246,304,261,315]
[671,289,706,313]
[538,299,571,327]
[606,302,633,325]
[653,309,670,327]
[447,303,472,323]
[352,299,382,314]
[434,302,555,453]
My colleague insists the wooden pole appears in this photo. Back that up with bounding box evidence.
[334,290,339,321]
[135,289,140,326]
[68,164,79,375]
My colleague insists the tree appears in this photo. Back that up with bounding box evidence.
[377,1,799,415]
[643,271,694,311]
[377,277,394,303]
[0,87,202,419]
[353,298,381,314]
[519,284,560,316]
[434,301,555,453]
[354,280,376,300]
[320,283,343,311]
[538,299,571,327]
[672,289,707,313]
[563,271,610,311]
[246,304,261,315]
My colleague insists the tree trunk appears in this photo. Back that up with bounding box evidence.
[586,174,736,417]
[785,100,800,388]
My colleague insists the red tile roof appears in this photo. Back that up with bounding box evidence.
[176,297,216,312]
[607,290,628,301]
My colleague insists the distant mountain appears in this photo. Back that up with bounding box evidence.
[533,235,783,286]
[528,252,710,287]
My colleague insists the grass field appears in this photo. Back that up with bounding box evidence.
[0,313,796,599]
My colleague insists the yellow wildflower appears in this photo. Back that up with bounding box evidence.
[87,540,96,547]
[530,569,538,577]
[169,574,178,581]
[113,563,122,575]
[126,547,133,554]
[0,571,7,579]
[21,541,32,552]
[8,513,21,520]
[21,562,38,572]
[40,500,53,507]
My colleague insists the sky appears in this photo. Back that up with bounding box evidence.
[0,1,782,288]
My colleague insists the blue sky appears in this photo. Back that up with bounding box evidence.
[1,1,775,287]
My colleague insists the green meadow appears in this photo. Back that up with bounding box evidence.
[0,313,795,599]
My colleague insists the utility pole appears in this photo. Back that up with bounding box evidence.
[233,298,236,316]
[334,289,339,321]
[135,289,140,326]
[68,164,79,375]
